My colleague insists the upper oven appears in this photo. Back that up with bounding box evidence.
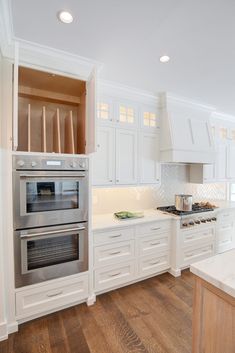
[13,155,89,229]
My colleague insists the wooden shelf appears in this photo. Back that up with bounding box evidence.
[53,109,61,153]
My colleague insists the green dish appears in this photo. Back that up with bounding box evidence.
[114,211,144,220]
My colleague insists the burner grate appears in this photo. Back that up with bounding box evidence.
[157,204,214,216]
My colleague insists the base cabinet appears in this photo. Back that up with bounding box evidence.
[15,273,89,320]
[93,220,171,293]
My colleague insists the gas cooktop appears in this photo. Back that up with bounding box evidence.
[157,203,214,216]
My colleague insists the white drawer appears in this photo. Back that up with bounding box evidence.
[217,211,235,224]
[182,227,215,247]
[16,274,88,319]
[94,240,135,268]
[138,232,170,256]
[94,261,135,292]
[181,243,215,267]
[136,220,171,237]
[138,252,170,278]
[94,227,134,245]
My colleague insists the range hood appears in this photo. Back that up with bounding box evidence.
[159,93,216,164]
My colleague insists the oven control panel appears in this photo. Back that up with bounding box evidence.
[13,155,88,171]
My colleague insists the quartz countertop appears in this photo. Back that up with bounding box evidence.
[92,209,174,231]
[190,249,235,298]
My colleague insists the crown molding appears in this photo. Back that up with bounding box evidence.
[162,92,216,112]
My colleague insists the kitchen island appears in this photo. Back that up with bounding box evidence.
[190,249,235,353]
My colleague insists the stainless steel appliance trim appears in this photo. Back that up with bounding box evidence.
[20,227,86,239]
[19,174,86,178]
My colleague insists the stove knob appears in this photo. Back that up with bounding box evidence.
[182,222,188,227]
[17,160,25,167]
[189,221,195,226]
[206,218,212,222]
[195,220,200,224]
[212,217,217,222]
[201,219,206,223]
[31,161,37,167]
[79,161,86,169]
[70,162,76,168]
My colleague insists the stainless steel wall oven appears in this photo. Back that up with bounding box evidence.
[13,155,89,287]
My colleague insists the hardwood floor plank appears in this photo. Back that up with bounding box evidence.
[0,271,194,353]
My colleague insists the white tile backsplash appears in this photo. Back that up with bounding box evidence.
[92,164,227,215]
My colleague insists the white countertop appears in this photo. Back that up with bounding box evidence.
[92,209,173,231]
[190,249,235,298]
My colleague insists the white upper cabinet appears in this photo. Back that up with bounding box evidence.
[139,132,161,184]
[227,144,235,179]
[116,129,138,185]
[97,95,114,124]
[115,100,138,128]
[92,127,115,186]
[140,104,159,131]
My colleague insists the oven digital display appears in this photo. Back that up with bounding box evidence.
[46,161,62,166]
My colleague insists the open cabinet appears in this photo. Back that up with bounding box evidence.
[15,66,96,154]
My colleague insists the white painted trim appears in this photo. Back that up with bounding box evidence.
[7,321,18,334]
[0,0,14,57]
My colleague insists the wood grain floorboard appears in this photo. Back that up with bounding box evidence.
[0,270,193,353]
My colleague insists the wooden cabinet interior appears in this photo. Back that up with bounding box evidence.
[17,66,86,154]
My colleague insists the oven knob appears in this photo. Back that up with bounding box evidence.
[201,219,206,223]
[31,161,37,167]
[17,160,25,167]
[206,218,212,222]
[212,217,217,222]
[189,221,195,226]
[79,161,86,169]
[182,222,188,227]
[70,162,76,168]
[195,220,200,224]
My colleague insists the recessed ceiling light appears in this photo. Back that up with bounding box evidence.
[160,55,170,63]
[58,10,73,24]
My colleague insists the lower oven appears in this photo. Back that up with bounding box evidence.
[14,222,88,287]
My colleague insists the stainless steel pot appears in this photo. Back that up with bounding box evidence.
[175,194,193,212]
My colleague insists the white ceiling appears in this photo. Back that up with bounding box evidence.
[11,0,235,115]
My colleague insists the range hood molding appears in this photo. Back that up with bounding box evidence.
[159,93,216,164]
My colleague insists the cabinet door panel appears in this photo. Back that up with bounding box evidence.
[139,132,161,184]
[116,129,137,185]
[92,127,115,186]
[227,144,235,179]
[215,144,227,180]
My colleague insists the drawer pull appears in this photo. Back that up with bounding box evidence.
[222,239,229,243]
[110,234,122,238]
[109,251,121,255]
[186,253,194,257]
[187,236,194,239]
[109,272,121,277]
[202,248,209,252]
[47,291,63,298]
[150,241,161,246]
[151,227,161,231]
[150,260,160,265]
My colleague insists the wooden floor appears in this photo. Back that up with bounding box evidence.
[0,270,194,353]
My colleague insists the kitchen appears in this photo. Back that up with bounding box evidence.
[0,1,235,353]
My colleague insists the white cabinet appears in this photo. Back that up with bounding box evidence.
[216,210,235,253]
[227,144,235,179]
[139,132,161,184]
[189,163,216,184]
[216,143,228,180]
[92,127,115,186]
[140,104,159,130]
[115,129,138,185]
[115,100,138,128]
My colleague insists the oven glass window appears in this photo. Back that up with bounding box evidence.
[26,181,79,213]
[27,234,79,271]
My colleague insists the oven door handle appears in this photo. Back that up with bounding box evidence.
[19,174,86,178]
[20,226,86,239]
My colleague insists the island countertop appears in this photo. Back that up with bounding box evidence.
[190,249,235,298]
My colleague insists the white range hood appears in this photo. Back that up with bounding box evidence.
[159,93,216,164]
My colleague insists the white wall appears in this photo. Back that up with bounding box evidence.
[93,164,227,214]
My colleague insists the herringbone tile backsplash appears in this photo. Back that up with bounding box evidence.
[93,164,227,214]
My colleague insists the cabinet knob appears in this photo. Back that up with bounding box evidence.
[116,179,119,182]
[97,144,100,148]
[109,180,113,182]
